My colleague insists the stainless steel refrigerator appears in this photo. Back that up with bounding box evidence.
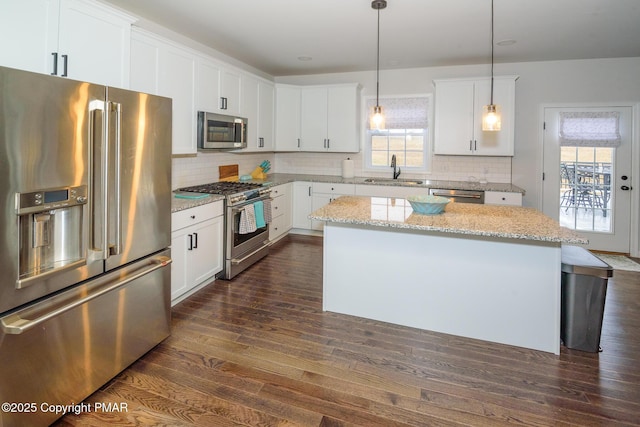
[0,66,172,427]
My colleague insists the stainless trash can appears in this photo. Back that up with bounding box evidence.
[560,245,613,352]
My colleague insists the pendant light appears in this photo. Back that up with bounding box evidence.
[482,0,501,131]
[370,0,387,130]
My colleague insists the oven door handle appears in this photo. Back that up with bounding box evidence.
[0,256,171,335]
[230,197,271,214]
[230,241,271,265]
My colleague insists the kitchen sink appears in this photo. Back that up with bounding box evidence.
[363,178,424,185]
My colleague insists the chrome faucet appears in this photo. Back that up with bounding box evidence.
[391,154,401,179]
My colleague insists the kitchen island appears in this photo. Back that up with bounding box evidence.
[309,196,587,354]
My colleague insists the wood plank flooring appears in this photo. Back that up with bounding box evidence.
[55,235,640,426]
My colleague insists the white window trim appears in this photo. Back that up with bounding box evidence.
[362,94,432,174]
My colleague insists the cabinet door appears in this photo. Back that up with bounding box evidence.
[197,59,221,113]
[171,215,223,302]
[170,227,191,301]
[292,182,313,229]
[433,80,475,155]
[327,85,360,152]
[220,68,242,114]
[57,0,132,87]
[158,44,197,155]
[257,80,275,151]
[240,74,259,150]
[130,31,159,94]
[301,87,328,151]
[473,78,515,156]
[0,0,59,74]
[275,85,301,151]
[238,76,274,152]
[188,216,224,285]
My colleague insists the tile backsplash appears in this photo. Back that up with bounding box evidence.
[172,151,512,189]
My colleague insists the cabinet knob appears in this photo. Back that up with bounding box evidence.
[190,215,196,219]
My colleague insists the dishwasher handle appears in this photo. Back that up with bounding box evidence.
[1,256,171,335]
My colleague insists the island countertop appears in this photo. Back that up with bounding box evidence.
[309,195,587,245]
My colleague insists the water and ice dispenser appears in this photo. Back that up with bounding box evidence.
[16,185,88,287]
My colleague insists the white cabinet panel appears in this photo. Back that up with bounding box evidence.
[277,83,360,153]
[131,29,196,155]
[269,183,292,241]
[484,191,522,206]
[434,76,517,156]
[171,201,224,304]
[0,0,132,87]
[292,182,313,229]
[0,0,59,74]
[275,84,302,151]
[158,46,196,155]
[240,76,274,152]
[311,183,355,230]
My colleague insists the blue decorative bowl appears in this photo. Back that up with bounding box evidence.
[407,195,451,215]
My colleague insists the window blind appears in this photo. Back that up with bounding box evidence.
[559,111,621,147]
[366,96,429,130]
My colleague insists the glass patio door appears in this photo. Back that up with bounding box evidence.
[542,106,632,252]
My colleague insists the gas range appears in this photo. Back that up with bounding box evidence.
[178,181,271,205]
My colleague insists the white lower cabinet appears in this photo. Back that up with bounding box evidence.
[171,201,224,304]
[484,191,523,206]
[311,183,355,230]
[269,183,292,241]
[292,182,314,230]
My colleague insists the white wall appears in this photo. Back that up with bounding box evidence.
[275,57,640,209]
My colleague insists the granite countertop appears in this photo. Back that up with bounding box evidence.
[171,173,526,212]
[309,195,587,244]
[256,173,526,194]
[171,194,224,213]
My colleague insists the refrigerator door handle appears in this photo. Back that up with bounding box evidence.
[0,256,171,335]
[109,101,123,256]
[89,99,107,258]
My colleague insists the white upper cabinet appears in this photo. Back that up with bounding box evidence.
[433,76,517,156]
[276,83,360,153]
[219,68,242,115]
[130,28,196,155]
[256,79,275,151]
[237,75,274,152]
[275,84,302,151]
[301,84,361,153]
[0,0,133,88]
[196,58,242,116]
[196,59,222,114]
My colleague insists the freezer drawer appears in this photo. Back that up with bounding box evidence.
[0,250,171,427]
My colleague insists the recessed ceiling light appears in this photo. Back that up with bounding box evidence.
[496,39,516,46]
[297,56,313,61]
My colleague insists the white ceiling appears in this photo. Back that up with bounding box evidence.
[101,0,640,77]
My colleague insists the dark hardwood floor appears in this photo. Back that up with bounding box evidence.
[56,235,640,426]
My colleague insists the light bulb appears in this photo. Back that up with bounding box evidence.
[482,104,501,131]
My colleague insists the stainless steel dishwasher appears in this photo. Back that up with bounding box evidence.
[429,188,485,203]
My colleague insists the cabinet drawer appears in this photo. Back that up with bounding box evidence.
[270,183,290,198]
[313,182,355,195]
[172,201,224,231]
[270,195,288,218]
[484,191,522,206]
[269,214,289,241]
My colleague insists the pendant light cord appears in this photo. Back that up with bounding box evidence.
[490,0,494,105]
[376,5,381,107]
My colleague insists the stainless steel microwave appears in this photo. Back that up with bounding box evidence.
[197,111,247,149]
